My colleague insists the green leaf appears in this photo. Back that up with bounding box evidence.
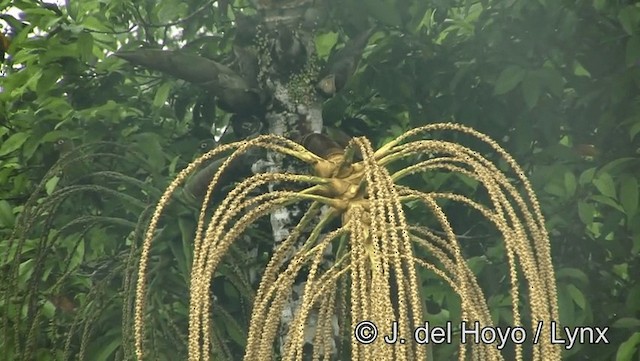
[522,71,542,108]
[77,31,94,61]
[538,67,565,96]
[625,36,640,68]
[153,82,172,108]
[578,201,595,225]
[616,332,640,361]
[593,0,607,11]
[93,334,122,361]
[36,65,62,96]
[627,285,640,313]
[558,284,575,325]
[556,268,589,285]
[68,237,85,270]
[630,120,640,140]
[612,318,640,329]
[18,259,35,285]
[600,157,637,173]
[82,16,112,32]
[566,284,586,309]
[494,65,525,95]
[618,6,640,36]
[178,216,195,272]
[157,0,188,23]
[573,61,591,77]
[593,172,616,199]
[620,176,638,218]
[579,167,597,185]
[42,300,56,318]
[545,183,565,198]
[67,0,79,19]
[215,307,247,347]
[0,200,15,227]
[45,176,60,195]
[130,132,166,172]
[564,171,577,197]
[315,32,339,60]
[590,195,624,212]
[0,132,30,156]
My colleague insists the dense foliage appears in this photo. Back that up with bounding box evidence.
[1,0,639,360]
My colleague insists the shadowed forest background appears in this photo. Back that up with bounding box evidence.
[1,0,639,360]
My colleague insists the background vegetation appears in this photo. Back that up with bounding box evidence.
[1,0,639,360]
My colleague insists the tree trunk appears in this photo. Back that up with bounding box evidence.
[117,1,375,356]
[251,2,333,357]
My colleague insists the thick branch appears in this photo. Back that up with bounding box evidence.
[115,48,266,114]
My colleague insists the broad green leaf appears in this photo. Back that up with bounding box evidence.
[613,263,629,280]
[579,167,596,185]
[18,258,35,285]
[545,183,565,198]
[466,256,488,274]
[45,176,60,195]
[0,200,15,227]
[93,334,122,361]
[600,157,637,173]
[632,233,640,255]
[590,195,624,212]
[456,173,479,190]
[556,268,589,285]
[593,0,607,11]
[42,300,56,318]
[627,285,640,312]
[573,61,591,77]
[153,82,172,108]
[36,65,61,96]
[630,120,640,140]
[558,284,575,325]
[616,332,640,361]
[66,0,79,19]
[77,31,94,61]
[494,65,525,95]
[612,318,640,328]
[157,0,188,23]
[578,201,595,225]
[564,171,577,197]
[593,172,616,199]
[41,130,80,143]
[538,67,565,96]
[82,16,112,32]
[618,6,640,36]
[64,23,85,35]
[522,71,542,108]
[220,310,247,347]
[620,176,639,218]
[412,4,434,32]
[130,132,166,172]
[0,132,29,156]
[41,43,79,63]
[566,284,586,309]
[22,7,58,16]
[625,35,640,68]
[178,216,195,272]
[68,237,85,270]
[315,32,339,60]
